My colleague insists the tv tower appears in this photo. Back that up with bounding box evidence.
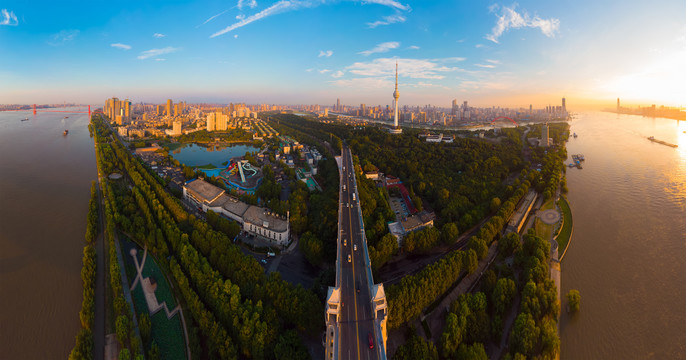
[393,61,400,128]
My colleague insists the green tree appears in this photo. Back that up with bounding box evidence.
[118,349,130,360]
[510,312,539,356]
[492,278,516,315]
[466,249,478,274]
[567,289,581,313]
[115,315,130,347]
[273,330,310,360]
[395,330,438,360]
[490,197,502,213]
[138,313,151,343]
[456,342,488,360]
[441,222,460,245]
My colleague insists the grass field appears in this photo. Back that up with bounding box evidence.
[118,235,186,360]
[535,199,556,240]
[556,196,573,260]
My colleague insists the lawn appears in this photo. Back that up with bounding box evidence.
[535,199,556,240]
[556,196,573,260]
[118,234,187,360]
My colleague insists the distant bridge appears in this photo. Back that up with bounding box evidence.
[0,104,91,116]
[490,116,518,126]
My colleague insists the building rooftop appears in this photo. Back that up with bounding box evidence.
[220,196,250,218]
[243,206,288,233]
[185,179,225,204]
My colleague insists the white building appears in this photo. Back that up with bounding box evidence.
[183,179,290,246]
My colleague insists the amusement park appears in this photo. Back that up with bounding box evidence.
[199,158,264,194]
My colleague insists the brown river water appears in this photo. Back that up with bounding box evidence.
[0,108,96,359]
[561,112,686,359]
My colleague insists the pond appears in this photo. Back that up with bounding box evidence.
[169,143,260,168]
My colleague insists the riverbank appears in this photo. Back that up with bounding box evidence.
[556,196,573,261]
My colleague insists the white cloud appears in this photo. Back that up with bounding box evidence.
[456,39,465,43]
[475,44,485,48]
[319,69,331,74]
[153,33,166,38]
[110,43,132,50]
[363,0,410,11]
[238,0,258,10]
[236,14,245,20]
[433,57,466,62]
[319,50,333,57]
[408,45,420,50]
[211,0,410,38]
[200,10,230,26]
[137,46,180,60]
[234,34,239,39]
[332,77,393,89]
[48,30,79,46]
[367,14,406,28]
[359,41,400,56]
[155,58,166,61]
[305,68,314,72]
[332,70,344,78]
[475,64,496,68]
[486,59,500,64]
[486,4,559,43]
[346,57,461,79]
[1,9,18,26]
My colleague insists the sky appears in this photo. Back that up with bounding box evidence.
[1,0,686,109]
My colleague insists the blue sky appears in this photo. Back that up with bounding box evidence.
[2,0,686,108]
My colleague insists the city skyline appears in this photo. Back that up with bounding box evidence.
[2,0,686,109]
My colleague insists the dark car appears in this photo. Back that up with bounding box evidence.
[356,283,360,293]
[369,332,374,349]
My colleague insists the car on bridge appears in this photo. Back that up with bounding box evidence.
[354,244,357,251]
[348,254,351,263]
[369,332,374,349]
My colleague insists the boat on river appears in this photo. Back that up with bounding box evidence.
[63,130,69,136]
[647,136,677,148]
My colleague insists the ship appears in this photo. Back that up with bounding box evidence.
[63,130,69,136]
[647,136,677,148]
[573,132,578,138]
[21,117,29,121]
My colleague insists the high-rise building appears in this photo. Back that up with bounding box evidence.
[617,98,620,112]
[361,103,366,116]
[451,99,458,116]
[324,108,329,117]
[172,120,182,136]
[529,104,533,114]
[166,99,173,117]
[206,112,216,131]
[336,98,340,112]
[562,97,566,113]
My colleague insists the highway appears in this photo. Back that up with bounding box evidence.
[338,144,379,360]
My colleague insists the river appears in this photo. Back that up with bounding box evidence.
[561,112,686,358]
[0,108,96,359]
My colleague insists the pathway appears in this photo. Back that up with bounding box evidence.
[128,245,192,360]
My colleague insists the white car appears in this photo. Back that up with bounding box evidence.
[354,244,357,251]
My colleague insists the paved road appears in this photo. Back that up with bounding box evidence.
[339,145,379,360]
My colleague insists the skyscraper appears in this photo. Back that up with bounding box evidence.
[617,98,620,112]
[336,98,340,112]
[167,99,173,117]
[562,97,566,113]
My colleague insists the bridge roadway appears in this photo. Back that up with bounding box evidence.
[338,145,379,360]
